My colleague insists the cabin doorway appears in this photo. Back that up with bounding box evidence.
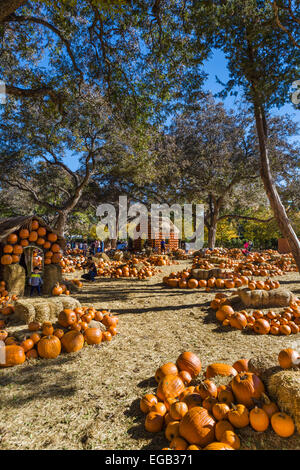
[22,246,44,295]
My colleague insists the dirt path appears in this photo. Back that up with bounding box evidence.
[0,261,299,450]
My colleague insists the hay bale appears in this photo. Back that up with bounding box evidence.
[191,268,232,280]
[42,264,63,295]
[89,320,106,332]
[268,370,300,433]
[14,299,37,324]
[249,356,300,432]
[238,288,295,308]
[59,295,81,310]
[99,253,110,262]
[14,295,80,324]
[0,264,26,296]
[113,251,124,261]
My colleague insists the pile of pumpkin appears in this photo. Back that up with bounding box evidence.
[212,294,300,335]
[162,269,280,291]
[0,281,18,315]
[139,351,296,450]
[51,280,83,296]
[0,307,118,366]
[1,220,62,266]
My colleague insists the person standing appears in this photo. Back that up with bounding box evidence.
[161,239,166,254]
[29,268,43,296]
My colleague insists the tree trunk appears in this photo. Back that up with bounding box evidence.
[54,211,68,238]
[206,194,219,250]
[254,104,300,271]
[0,0,26,22]
[208,225,217,250]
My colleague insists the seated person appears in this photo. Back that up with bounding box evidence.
[81,257,97,282]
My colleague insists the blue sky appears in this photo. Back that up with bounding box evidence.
[65,49,300,171]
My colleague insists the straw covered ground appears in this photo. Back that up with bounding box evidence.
[0,261,299,450]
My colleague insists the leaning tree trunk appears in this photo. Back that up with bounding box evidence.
[254,104,300,271]
[0,0,26,22]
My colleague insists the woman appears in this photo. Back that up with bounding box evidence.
[81,257,97,282]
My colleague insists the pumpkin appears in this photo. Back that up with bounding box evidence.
[231,372,265,408]
[195,380,218,400]
[278,348,300,368]
[183,393,203,410]
[253,318,270,335]
[29,231,38,242]
[202,396,218,413]
[217,387,234,406]
[179,370,192,386]
[7,233,18,244]
[157,374,185,401]
[149,401,166,415]
[0,345,26,367]
[179,407,216,446]
[37,335,61,359]
[220,430,240,450]
[271,412,295,437]
[0,330,8,341]
[19,228,29,238]
[20,338,34,352]
[212,403,230,421]
[61,330,84,353]
[165,421,180,441]
[145,412,164,432]
[230,312,247,330]
[232,359,249,373]
[52,284,63,296]
[3,244,13,254]
[215,420,234,441]
[26,349,38,359]
[102,331,112,341]
[102,315,118,328]
[169,437,188,450]
[140,394,158,414]
[31,220,39,230]
[53,329,65,340]
[20,239,29,247]
[1,255,12,265]
[187,278,198,289]
[47,233,58,242]
[0,306,14,315]
[187,445,201,450]
[58,309,77,328]
[170,401,188,421]
[30,332,41,344]
[42,322,54,336]
[280,324,292,335]
[84,328,102,345]
[155,362,178,383]
[261,394,279,418]
[206,363,237,379]
[176,351,201,378]
[204,442,234,450]
[249,406,269,432]
[228,404,249,428]
[51,243,61,253]
[37,226,46,237]
[28,321,41,331]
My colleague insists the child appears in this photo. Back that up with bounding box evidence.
[161,239,166,254]
[29,267,43,296]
